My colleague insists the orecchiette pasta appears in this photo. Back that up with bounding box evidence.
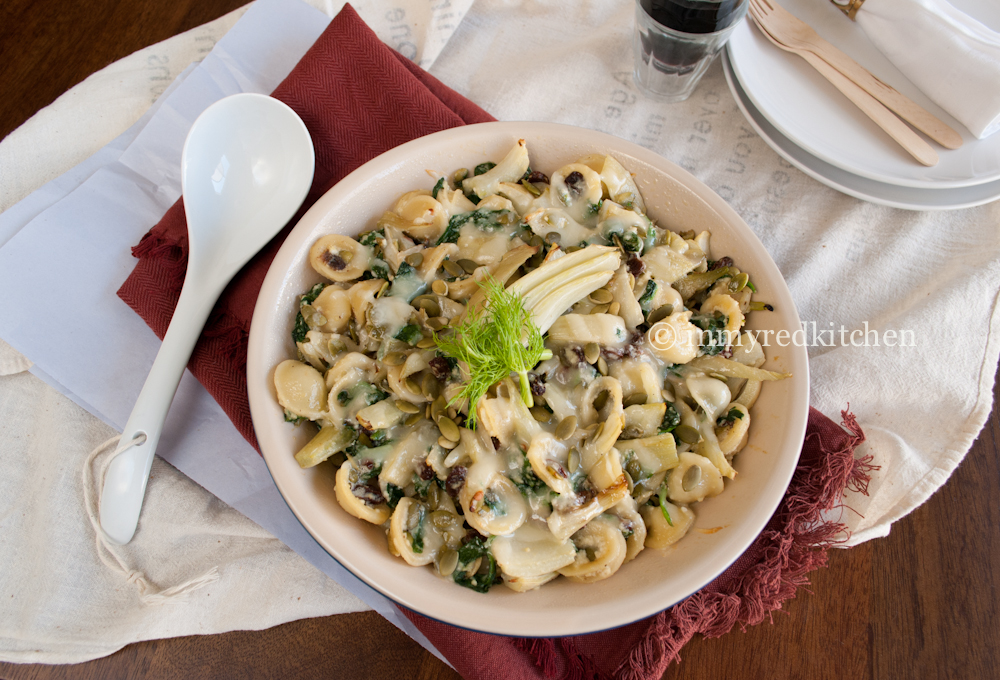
[273,141,788,592]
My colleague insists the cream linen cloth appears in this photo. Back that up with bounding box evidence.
[2,0,999,666]
[846,0,1000,139]
[0,0,470,665]
[430,1,1000,545]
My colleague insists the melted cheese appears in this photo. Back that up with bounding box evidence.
[369,296,414,339]
[686,375,732,422]
[457,223,514,264]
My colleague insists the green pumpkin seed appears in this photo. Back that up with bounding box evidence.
[426,485,441,510]
[608,301,621,316]
[404,377,422,395]
[682,464,703,492]
[625,458,643,484]
[420,372,441,399]
[586,422,605,446]
[675,424,701,444]
[395,399,420,414]
[431,396,448,422]
[584,342,601,364]
[431,279,449,296]
[416,337,437,349]
[405,413,422,427]
[413,295,441,318]
[647,304,675,325]
[597,356,609,376]
[405,252,424,267]
[458,259,478,274]
[438,435,458,450]
[531,407,554,424]
[384,352,406,366]
[442,260,464,278]
[430,509,455,530]
[555,416,577,441]
[427,317,447,331]
[438,548,459,577]
[520,179,542,197]
[438,416,461,442]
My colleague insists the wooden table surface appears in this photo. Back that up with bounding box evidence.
[2,1,998,678]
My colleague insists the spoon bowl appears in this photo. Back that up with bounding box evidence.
[100,93,314,545]
[182,94,316,276]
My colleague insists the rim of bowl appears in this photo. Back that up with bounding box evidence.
[247,121,810,637]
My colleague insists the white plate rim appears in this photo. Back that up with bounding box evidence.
[247,121,811,637]
[726,0,1000,189]
[722,51,1000,210]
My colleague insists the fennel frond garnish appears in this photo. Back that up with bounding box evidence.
[434,275,552,428]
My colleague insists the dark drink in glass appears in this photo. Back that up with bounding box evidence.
[640,0,746,35]
[633,0,748,102]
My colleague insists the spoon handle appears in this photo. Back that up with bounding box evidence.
[99,267,221,544]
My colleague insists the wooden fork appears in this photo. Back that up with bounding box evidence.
[748,0,938,165]
[750,0,962,150]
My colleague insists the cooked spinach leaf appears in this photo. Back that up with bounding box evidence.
[692,311,728,356]
[660,402,681,434]
[452,536,497,593]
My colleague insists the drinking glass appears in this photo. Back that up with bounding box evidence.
[633,0,748,102]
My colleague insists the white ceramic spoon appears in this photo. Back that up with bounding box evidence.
[99,93,314,545]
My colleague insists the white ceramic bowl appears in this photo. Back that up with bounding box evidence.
[247,121,810,637]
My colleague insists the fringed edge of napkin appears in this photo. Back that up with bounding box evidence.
[509,408,873,680]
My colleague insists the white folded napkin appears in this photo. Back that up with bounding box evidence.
[841,0,1000,139]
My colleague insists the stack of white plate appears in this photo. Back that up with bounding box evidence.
[724,0,1000,210]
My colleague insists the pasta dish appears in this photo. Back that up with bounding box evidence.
[272,140,787,592]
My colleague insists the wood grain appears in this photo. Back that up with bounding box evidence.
[1,0,997,678]
[0,0,247,142]
[0,612,460,680]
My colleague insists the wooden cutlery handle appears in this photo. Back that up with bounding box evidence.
[802,51,939,166]
[804,37,963,149]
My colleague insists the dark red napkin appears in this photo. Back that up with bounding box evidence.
[118,6,872,678]
[401,407,870,679]
[118,4,492,450]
